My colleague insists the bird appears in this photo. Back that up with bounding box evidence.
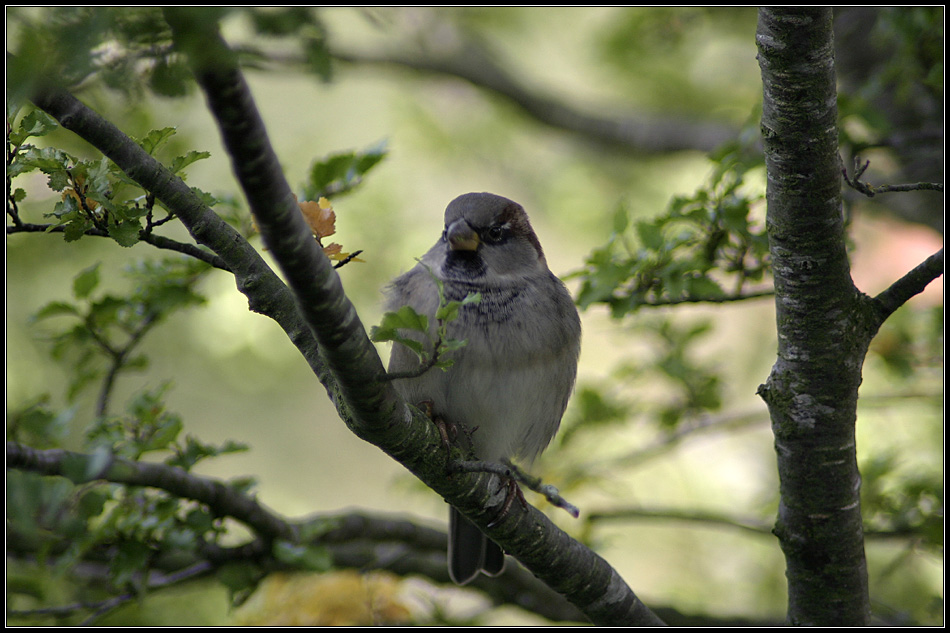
[384,192,581,585]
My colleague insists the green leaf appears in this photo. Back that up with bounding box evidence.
[138,127,178,155]
[303,34,333,82]
[15,146,74,180]
[73,264,101,299]
[612,203,630,234]
[304,140,388,198]
[107,219,142,247]
[370,305,429,341]
[169,150,211,175]
[32,301,80,321]
[77,488,110,519]
[9,109,59,146]
[435,292,481,322]
[685,276,725,298]
[636,220,665,251]
[149,57,193,97]
[273,540,333,572]
[112,540,151,588]
[216,562,264,607]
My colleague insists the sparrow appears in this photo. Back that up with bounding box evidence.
[384,192,581,585]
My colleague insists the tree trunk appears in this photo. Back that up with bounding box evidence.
[756,7,871,625]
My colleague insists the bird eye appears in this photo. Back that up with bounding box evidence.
[483,225,506,243]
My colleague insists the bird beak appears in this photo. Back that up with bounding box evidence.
[446,220,480,252]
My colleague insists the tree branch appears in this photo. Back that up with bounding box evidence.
[871,248,944,324]
[161,8,663,626]
[7,441,296,543]
[7,439,591,624]
[26,82,332,400]
[7,222,232,271]
[842,156,944,197]
[588,506,773,537]
[331,28,736,155]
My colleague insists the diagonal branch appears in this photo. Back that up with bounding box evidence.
[871,248,944,324]
[334,43,736,155]
[27,81,332,397]
[161,8,663,626]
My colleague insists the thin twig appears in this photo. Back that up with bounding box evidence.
[842,156,944,198]
[9,561,214,625]
[332,249,363,269]
[7,222,232,271]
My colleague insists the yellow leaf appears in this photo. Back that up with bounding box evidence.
[323,242,364,263]
[62,188,98,211]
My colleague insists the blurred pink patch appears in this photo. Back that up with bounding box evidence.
[850,215,943,307]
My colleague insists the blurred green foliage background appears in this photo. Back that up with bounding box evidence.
[7,7,942,625]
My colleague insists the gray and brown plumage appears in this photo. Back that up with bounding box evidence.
[385,192,581,584]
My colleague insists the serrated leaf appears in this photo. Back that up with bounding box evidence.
[17,146,74,177]
[371,305,429,339]
[439,338,469,352]
[435,292,481,322]
[107,219,142,247]
[169,150,211,175]
[138,127,177,155]
[10,109,59,146]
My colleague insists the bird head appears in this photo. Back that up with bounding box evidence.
[437,192,547,283]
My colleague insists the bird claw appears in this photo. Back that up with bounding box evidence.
[418,400,461,471]
[486,476,528,528]
[418,400,454,445]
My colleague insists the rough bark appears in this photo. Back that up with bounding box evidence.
[755,7,870,625]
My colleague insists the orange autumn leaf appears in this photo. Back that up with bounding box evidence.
[298,196,336,240]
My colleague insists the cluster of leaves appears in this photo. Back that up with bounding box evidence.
[872,7,943,105]
[7,110,212,246]
[7,251,252,611]
[8,394,251,605]
[861,453,942,550]
[370,264,481,375]
[558,317,724,453]
[7,7,335,101]
[302,141,389,201]
[8,107,265,618]
[32,258,208,402]
[573,141,769,317]
[290,141,388,266]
